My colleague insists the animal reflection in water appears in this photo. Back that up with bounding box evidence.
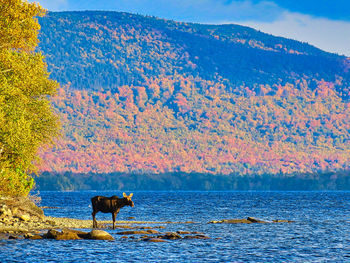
[91,193,134,229]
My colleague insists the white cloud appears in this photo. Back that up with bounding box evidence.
[238,11,350,57]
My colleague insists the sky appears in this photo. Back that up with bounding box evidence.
[31,0,350,57]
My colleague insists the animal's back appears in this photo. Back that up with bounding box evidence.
[91,196,115,213]
[91,195,104,203]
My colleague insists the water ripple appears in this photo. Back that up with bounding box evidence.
[1,191,349,262]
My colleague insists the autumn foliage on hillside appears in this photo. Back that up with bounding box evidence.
[39,76,350,175]
[37,11,350,176]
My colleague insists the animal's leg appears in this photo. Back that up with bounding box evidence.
[112,212,117,230]
[92,211,97,228]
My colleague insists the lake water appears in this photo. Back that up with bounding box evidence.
[1,191,350,262]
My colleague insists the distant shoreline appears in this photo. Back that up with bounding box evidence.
[35,171,350,191]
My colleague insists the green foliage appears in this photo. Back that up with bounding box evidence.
[0,0,59,196]
[0,166,34,196]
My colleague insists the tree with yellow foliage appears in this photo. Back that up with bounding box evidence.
[0,0,59,196]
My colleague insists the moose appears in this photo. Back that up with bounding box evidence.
[91,193,134,229]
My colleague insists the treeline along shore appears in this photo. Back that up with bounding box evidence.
[35,171,350,191]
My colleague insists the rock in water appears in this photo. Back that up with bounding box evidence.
[183,235,210,239]
[209,217,271,224]
[116,230,151,235]
[208,219,252,224]
[146,229,160,234]
[273,219,294,223]
[25,233,43,240]
[88,230,114,240]
[142,238,168,242]
[176,231,191,235]
[247,217,269,223]
[44,229,81,240]
[160,232,182,240]
[44,229,60,239]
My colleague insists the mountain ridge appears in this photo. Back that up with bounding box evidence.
[36,11,350,175]
[38,11,349,95]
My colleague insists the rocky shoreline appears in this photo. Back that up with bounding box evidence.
[0,196,294,241]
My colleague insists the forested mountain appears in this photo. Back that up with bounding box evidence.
[37,11,350,176]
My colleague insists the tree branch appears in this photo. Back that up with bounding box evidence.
[0,69,13,74]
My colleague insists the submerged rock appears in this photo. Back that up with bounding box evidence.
[0,233,9,240]
[146,229,160,234]
[272,219,294,223]
[8,235,21,240]
[208,217,288,224]
[116,230,151,235]
[183,235,210,240]
[113,225,135,229]
[176,231,191,235]
[159,232,182,240]
[142,238,168,242]
[209,219,251,224]
[25,233,43,240]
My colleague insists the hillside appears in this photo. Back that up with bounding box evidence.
[37,11,350,175]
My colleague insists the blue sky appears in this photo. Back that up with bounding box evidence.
[32,0,350,56]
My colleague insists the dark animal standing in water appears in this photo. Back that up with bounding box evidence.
[91,193,134,229]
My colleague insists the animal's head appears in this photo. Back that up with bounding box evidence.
[123,192,134,207]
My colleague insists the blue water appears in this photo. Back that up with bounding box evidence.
[1,191,350,262]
